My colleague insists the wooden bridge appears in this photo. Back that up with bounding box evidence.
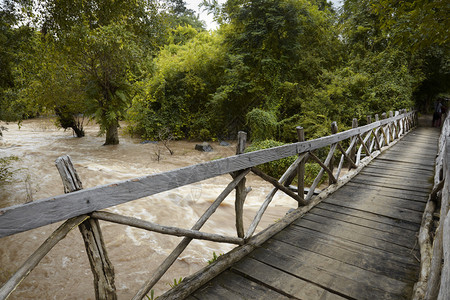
[1,110,450,300]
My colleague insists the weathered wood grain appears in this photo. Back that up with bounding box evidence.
[244,153,308,239]
[305,143,337,201]
[56,155,117,300]
[250,167,305,204]
[250,244,409,300]
[345,182,430,200]
[206,270,289,299]
[293,217,418,256]
[233,131,248,238]
[272,226,419,280]
[324,189,426,212]
[309,206,418,237]
[92,211,244,244]
[231,257,347,300]
[438,211,450,300]
[255,239,413,295]
[316,202,420,231]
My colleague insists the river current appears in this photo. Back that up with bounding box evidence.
[0,118,295,299]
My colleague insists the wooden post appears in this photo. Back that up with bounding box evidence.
[375,114,379,121]
[381,112,386,119]
[330,122,338,185]
[367,115,372,124]
[55,155,117,300]
[349,118,358,170]
[234,131,248,238]
[388,111,395,141]
[296,127,305,205]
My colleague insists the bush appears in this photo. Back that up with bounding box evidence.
[246,109,278,142]
[199,128,212,141]
[304,162,328,186]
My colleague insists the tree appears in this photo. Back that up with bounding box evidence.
[0,0,37,121]
[35,0,167,145]
[166,0,205,30]
[211,0,341,138]
[127,30,226,140]
[340,0,448,113]
[370,0,449,52]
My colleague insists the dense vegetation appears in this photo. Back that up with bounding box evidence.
[0,0,448,145]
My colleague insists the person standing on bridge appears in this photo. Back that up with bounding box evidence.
[433,99,444,127]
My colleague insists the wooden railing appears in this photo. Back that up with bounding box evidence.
[0,110,416,300]
[414,113,450,300]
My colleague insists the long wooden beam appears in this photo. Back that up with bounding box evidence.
[0,113,414,238]
[92,211,244,245]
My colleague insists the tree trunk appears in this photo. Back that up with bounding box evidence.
[71,125,85,138]
[104,121,119,145]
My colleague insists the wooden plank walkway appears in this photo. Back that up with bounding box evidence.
[187,127,440,300]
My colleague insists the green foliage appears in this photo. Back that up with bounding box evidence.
[304,162,328,186]
[245,140,296,179]
[166,0,205,31]
[168,277,183,288]
[127,30,227,140]
[12,0,169,144]
[2,0,447,149]
[246,109,277,142]
[209,0,341,135]
[370,0,449,52]
[145,289,157,300]
[199,128,212,141]
[207,251,222,264]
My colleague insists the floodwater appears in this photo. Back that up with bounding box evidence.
[0,118,296,299]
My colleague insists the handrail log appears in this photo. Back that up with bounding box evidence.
[0,112,414,238]
[91,211,244,245]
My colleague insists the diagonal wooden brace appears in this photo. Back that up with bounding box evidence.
[307,151,337,184]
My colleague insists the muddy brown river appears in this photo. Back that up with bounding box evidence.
[0,118,295,299]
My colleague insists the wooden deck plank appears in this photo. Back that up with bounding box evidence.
[301,213,416,248]
[374,155,436,168]
[350,174,432,194]
[316,202,420,231]
[345,182,429,201]
[206,271,289,300]
[293,217,417,256]
[273,226,419,278]
[322,192,424,224]
[309,206,419,236]
[326,188,426,212]
[366,160,435,174]
[360,168,432,182]
[231,257,347,300]
[255,240,413,295]
[249,244,410,300]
